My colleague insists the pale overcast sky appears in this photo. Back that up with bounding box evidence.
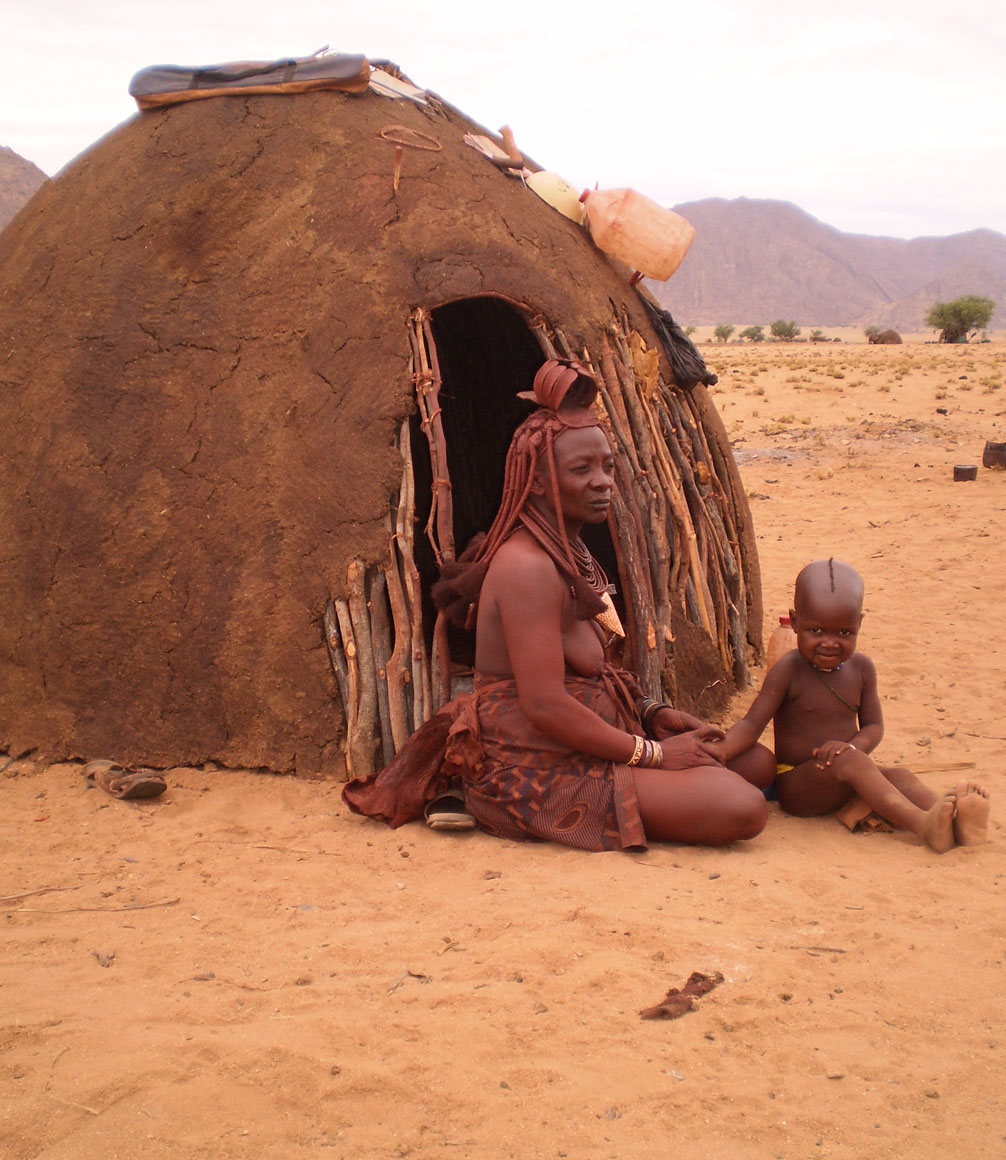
[2,0,1004,239]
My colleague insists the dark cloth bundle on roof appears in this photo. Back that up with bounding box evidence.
[129,52,370,110]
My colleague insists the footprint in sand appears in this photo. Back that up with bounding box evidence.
[953,781,991,847]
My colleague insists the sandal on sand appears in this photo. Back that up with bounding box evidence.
[424,794,477,832]
[84,759,167,800]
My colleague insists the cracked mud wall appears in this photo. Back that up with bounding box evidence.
[0,88,750,775]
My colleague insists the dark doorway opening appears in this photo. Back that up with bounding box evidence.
[409,296,620,665]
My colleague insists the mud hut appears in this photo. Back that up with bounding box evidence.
[0,60,761,777]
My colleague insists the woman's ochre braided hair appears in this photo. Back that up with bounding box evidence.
[432,359,609,629]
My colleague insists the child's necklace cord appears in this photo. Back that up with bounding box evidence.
[805,657,861,713]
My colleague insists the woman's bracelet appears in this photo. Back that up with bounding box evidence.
[626,735,664,768]
[640,698,673,732]
[626,735,646,766]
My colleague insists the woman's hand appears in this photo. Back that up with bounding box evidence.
[650,706,723,740]
[656,729,725,771]
[702,739,727,765]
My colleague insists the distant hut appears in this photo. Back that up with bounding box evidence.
[0,59,761,777]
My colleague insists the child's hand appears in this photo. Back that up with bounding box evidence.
[813,740,857,769]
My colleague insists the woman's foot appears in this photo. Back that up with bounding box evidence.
[953,781,991,846]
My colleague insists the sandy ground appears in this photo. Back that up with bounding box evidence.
[3,337,1005,1160]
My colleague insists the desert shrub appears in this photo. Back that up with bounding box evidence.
[714,324,735,343]
[925,295,995,344]
[739,325,764,343]
[770,319,801,341]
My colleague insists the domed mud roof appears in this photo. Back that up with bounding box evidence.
[0,78,757,774]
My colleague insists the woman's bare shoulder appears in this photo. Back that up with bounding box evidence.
[488,532,563,588]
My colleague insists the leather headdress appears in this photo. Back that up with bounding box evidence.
[518,358,599,413]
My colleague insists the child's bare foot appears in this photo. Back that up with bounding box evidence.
[918,792,957,853]
[953,781,991,846]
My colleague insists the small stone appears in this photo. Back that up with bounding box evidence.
[926,1089,940,1099]
[916,736,932,747]
[604,1106,621,1120]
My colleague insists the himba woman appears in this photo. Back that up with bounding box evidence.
[344,359,771,851]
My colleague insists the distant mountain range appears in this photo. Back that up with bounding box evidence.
[650,197,1006,332]
[2,150,1002,333]
[0,146,46,230]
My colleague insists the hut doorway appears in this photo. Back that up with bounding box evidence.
[406,296,619,672]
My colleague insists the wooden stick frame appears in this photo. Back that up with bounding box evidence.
[325,304,756,771]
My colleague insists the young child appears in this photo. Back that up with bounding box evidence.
[707,558,990,853]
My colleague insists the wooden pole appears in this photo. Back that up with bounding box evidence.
[346,558,379,776]
[367,567,396,765]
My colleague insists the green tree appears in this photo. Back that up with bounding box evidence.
[864,325,880,340]
[684,324,697,337]
[770,319,801,341]
[714,324,735,343]
[925,295,995,343]
[739,325,764,343]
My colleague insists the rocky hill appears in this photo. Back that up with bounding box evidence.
[650,197,1006,332]
[0,146,47,230]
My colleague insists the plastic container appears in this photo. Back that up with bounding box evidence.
[581,188,695,280]
[766,614,797,670]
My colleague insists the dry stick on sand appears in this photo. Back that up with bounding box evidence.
[17,898,180,913]
[1,884,85,903]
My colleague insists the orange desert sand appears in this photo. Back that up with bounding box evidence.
[4,335,1005,1160]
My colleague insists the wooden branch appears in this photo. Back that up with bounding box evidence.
[334,598,362,779]
[528,314,559,359]
[347,558,379,777]
[431,609,452,711]
[367,568,395,765]
[411,308,456,566]
[396,416,430,728]
[384,511,412,753]
[323,599,352,753]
